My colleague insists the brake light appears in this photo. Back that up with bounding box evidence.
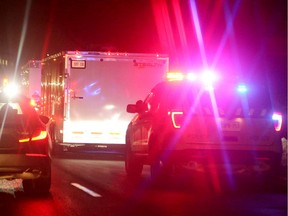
[19,137,30,143]
[31,131,48,141]
[168,111,184,128]
[272,112,282,132]
[19,130,48,143]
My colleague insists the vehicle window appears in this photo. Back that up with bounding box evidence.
[143,92,160,113]
[158,84,197,112]
[159,83,273,118]
[207,86,273,118]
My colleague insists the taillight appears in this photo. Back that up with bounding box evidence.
[19,130,48,143]
[19,137,30,143]
[272,112,282,132]
[168,111,184,128]
[31,131,48,141]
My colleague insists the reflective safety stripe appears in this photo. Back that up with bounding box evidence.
[91,132,102,135]
[109,132,121,135]
[72,131,84,134]
[71,183,101,197]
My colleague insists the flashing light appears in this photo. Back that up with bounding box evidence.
[75,51,82,59]
[200,70,219,88]
[3,82,20,98]
[166,70,218,84]
[272,112,282,132]
[187,73,198,81]
[166,72,185,81]
[237,84,248,93]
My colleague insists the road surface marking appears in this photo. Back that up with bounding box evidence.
[71,182,101,197]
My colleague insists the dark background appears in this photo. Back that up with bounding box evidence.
[0,0,286,107]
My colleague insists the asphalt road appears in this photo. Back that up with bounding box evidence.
[0,152,287,216]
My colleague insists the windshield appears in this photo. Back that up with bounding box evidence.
[158,82,273,118]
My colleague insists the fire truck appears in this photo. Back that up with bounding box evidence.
[40,51,169,153]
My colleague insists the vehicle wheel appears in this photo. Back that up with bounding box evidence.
[23,166,51,195]
[125,143,143,178]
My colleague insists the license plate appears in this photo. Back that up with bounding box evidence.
[221,121,241,131]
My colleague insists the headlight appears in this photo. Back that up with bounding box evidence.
[4,83,20,98]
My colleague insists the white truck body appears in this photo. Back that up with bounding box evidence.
[20,60,42,100]
[41,51,169,148]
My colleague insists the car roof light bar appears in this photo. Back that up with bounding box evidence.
[166,72,185,81]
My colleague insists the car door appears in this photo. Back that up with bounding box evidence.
[130,92,159,153]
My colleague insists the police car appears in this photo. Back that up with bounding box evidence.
[125,71,283,179]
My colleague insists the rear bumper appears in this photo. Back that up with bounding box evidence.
[160,149,281,164]
[153,149,281,174]
[153,130,282,159]
[0,154,51,180]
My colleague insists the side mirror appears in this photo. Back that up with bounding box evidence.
[126,104,137,113]
[126,100,145,113]
[39,115,50,125]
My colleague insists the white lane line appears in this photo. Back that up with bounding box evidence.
[71,182,101,197]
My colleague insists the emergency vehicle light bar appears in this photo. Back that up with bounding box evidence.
[166,71,219,86]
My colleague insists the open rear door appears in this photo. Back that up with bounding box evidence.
[63,55,167,144]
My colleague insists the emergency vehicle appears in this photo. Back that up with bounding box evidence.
[39,51,169,153]
[125,71,283,179]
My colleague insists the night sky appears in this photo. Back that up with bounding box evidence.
[0,0,287,106]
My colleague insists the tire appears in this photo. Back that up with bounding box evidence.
[23,166,51,195]
[125,142,143,178]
